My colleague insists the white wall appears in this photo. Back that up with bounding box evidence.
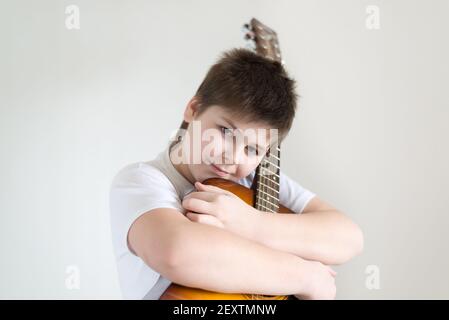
[1,0,448,299]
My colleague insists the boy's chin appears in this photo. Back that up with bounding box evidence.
[197,172,235,183]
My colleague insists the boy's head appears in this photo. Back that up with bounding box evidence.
[194,48,297,140]
[171,48,299,183]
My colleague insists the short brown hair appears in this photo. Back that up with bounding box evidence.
[194,48,298,140]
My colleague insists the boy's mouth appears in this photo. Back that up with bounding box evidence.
[210,164,230,177]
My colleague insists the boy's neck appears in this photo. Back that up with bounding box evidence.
[169,141,196,185]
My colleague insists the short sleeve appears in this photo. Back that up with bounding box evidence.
[279,171,316,214]
[109,163,183,257]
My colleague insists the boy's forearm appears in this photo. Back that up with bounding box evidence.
[161,220,308,296]
[248,210,364,265]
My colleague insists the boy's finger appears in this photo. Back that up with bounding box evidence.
[186,212,224,228]
[184,191,216,202]
[329,268,337,277]
[182,197,213,215]
[196,181,233,196]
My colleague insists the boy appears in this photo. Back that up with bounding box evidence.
[109,49,364,300]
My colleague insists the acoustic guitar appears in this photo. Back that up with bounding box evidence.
[160,18,296,300]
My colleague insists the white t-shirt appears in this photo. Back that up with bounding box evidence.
[109,141,316,299]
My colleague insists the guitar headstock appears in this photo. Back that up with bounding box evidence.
[242,18,283,64]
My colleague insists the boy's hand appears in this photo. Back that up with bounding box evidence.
[182,181,258,239]
[294,261,337,300]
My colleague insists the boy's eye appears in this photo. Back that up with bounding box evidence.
[220,126,234,137]
[246,146,259,156]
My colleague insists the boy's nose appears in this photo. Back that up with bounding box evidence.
[222,145,245,165]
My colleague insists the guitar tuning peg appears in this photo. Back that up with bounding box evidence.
[242,23,251,32]
[243,31,255,40]
[245,40,257,52]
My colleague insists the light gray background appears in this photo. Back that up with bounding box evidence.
[1,0,448,299]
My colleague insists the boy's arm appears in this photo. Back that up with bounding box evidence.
[128,208,335,297]
[183,183,364,266]
[250,196,364,265]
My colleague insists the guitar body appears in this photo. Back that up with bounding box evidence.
[159,178,295,300]
[202,178,293,215]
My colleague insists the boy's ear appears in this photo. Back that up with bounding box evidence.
[184,96,201,123]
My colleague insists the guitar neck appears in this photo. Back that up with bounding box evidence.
[254,144,281,212]
[243,18,283,211]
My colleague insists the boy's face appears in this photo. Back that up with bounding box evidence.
[173,100,278,184]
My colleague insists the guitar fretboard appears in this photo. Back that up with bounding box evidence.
[254,144,281,213]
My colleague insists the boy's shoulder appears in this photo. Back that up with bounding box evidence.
[109,149,190,217]
[110,159,174,191]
